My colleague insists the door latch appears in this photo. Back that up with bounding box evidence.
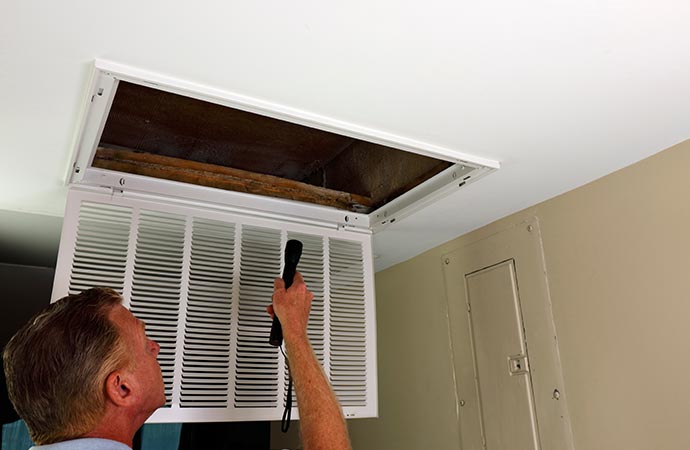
[508,354,530,375]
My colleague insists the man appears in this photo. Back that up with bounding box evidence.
[3,273,350,450]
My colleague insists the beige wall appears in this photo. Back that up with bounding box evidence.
[348,138,690,450]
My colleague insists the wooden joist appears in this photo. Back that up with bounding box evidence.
[93,147,374,213]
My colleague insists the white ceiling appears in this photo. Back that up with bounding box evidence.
[2,0,690,271]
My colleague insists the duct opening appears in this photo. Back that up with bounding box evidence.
[93,81,453,213]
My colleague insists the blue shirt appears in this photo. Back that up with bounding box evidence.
[30,438,131,450]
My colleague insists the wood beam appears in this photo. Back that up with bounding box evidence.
[93,147,374,213]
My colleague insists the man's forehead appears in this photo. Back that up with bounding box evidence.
[108,304,138,326]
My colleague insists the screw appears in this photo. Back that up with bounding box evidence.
[452,171,457,179]
[459,399,466,407]
[444,258,450,265]
[527,225,534,232]
[119,178,126,186]
[553,389,560,400]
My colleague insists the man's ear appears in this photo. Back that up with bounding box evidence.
[105,371,135,406]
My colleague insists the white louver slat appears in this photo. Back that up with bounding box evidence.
[235,225,282,408]
[68,202,132,294]
[53,186,377,422]
[130,210,186,406]
[329,239,368,407]
[181,218,235,408]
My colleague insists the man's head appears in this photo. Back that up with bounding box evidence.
[2,287,165,445]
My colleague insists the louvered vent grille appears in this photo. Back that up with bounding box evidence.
[181,218,235,407]
[234,226,282,408]
[130,210,185,405]
[54,189,377,422]
[68,202,132,294]
[329,239,367,407]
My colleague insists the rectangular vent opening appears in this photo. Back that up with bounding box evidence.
[92,81,452,214]
[70,62,498,231]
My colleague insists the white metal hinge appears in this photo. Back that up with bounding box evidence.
[107,186,125,198]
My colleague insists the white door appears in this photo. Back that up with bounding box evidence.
[443,218,573,450]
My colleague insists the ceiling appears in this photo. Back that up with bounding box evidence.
[2,1,690,271]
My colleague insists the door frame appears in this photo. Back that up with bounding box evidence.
[442,217,574,450]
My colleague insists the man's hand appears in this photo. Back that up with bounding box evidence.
[266,272,314,343]
[266,271,352,450]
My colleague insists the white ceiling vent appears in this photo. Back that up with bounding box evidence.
[53,186,377,422]
[53,60,499,424]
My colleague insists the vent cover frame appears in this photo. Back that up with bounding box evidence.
[53,185,378,422]
[67,59,500,232]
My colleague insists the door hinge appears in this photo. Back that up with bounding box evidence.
[108,186,125,198]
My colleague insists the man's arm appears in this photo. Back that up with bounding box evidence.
[268,272,352,450]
